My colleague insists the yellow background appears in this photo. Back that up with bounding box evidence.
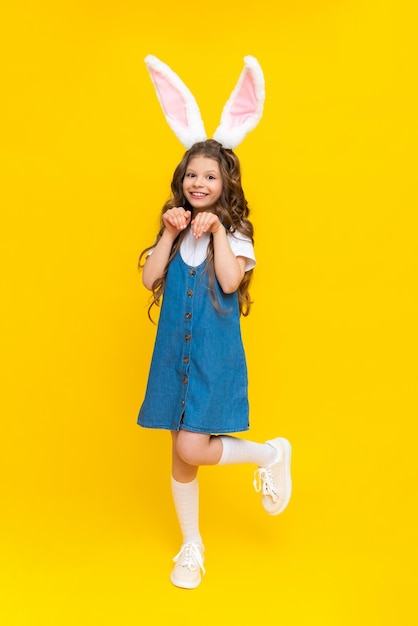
[1,1,417,624]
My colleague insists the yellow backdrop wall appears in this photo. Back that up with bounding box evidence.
[1,1,417,624]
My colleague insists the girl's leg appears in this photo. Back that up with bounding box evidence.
[174,430,292,517]
[169,429,292,589]
[218,435,293,516]
[174,430,277,467]
[169,432,205,589]
[171,431,201,544]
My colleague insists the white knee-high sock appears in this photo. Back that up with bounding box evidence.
[171,476,202,546]
[217,436,279,467]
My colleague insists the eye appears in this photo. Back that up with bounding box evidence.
[208,175,215,180]
[186,172,195,178]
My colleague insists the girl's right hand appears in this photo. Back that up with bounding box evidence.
[163,207,191,236]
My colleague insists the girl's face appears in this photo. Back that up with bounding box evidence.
[182,156,223,214]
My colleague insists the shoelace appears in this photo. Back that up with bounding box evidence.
[253,467,280,502]
[173,543,206,575]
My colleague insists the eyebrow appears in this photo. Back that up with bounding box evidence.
[185,168,219,175]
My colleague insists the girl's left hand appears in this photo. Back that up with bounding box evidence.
[191,212,222,239]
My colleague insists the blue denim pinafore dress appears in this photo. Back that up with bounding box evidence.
[137,252,249,434]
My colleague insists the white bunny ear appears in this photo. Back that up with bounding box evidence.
[213,56,265,150]
[144,55,207,149]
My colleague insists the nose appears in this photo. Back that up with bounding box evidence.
[192,176,204,187]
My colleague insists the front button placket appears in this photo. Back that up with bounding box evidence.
[180,268,196,414]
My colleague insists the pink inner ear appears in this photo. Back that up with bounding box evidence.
[151,70,188,129]
[228,70,258,129]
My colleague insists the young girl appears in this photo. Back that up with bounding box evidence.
[137,56,292,589]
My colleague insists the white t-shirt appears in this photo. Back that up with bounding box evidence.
[179,228,256,271]
[147,228,256,271]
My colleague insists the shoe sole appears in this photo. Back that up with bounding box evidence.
[170,573,201,589]
[266,437,292,516]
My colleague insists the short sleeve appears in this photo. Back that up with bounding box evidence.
[227,231,256,272]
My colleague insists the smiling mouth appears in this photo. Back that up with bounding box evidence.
[190,192,208,198]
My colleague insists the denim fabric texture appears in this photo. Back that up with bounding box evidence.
[138,253,249,434]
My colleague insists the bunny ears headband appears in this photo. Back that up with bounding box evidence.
[144,55,265,150]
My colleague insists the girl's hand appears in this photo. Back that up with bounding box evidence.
[163,207,191,236]
[191,212,222,239]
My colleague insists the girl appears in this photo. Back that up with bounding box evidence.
[137,56,292,589]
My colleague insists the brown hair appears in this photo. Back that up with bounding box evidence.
[139,139,254,320]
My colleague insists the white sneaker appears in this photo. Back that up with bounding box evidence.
[170,542,205,589]
[253,437,292,515]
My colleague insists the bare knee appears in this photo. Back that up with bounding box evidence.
[175,432,200,466]
[174,431,223,466]
[175,431,208,466]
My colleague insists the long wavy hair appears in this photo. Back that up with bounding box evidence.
[138,139,254,321]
